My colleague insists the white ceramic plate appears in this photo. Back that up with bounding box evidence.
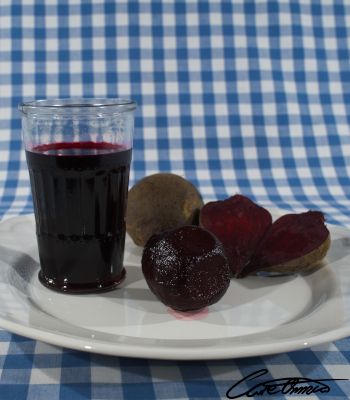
[0,214,349,360]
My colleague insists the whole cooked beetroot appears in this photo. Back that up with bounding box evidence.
[199,194,272,277]
[240,211,330,277]
[142,225,230,311]
[126,173,203,246]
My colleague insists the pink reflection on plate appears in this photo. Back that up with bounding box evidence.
[167,307,209,320]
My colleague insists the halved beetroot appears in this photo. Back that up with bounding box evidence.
[240,211,330,277]
[199,194,272,276]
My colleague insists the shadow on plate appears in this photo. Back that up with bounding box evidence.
[0,244,39,292]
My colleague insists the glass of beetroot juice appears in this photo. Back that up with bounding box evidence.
[19,98,136,294]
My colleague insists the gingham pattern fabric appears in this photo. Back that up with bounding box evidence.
[1,0,350,399]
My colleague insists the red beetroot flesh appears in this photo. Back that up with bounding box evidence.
[199,195,272,277]
[142,226,230,311]
[241,211,329,277]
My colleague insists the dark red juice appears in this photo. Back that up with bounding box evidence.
[26,141,132,293]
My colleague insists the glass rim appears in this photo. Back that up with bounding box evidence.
[19,98,137,115]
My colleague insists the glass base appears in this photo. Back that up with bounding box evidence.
[38,268,126,294]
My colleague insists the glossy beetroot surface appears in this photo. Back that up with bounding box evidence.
[142,226,230,311]
[241,211,330,277]
[199,194,272,277]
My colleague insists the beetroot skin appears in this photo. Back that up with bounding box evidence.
[199,195,272,277]
[240,211,330,277]
[142,226,230,311]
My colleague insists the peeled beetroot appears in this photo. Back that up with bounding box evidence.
[199,194,272,277]
[240,211,330,277]
[142,226,230,311]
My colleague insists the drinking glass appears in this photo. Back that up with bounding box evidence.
[19,98,136,293]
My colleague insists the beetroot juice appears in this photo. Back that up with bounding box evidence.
[26,141,132,293]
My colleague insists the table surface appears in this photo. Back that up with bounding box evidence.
[1,1,350,399]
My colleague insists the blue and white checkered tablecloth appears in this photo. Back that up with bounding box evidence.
[1,0,350,399]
